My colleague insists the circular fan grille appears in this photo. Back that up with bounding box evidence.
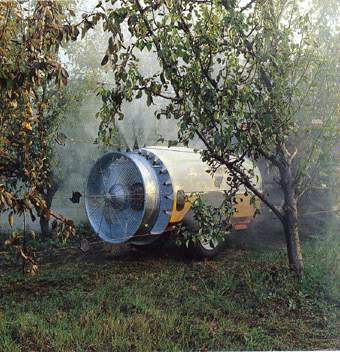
[85,153,148,244]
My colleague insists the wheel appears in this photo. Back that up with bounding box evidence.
[190,235,225,258]
[181,210,225,258]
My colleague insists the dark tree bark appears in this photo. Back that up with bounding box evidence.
[279,154,304,277]
[37,173,60,237]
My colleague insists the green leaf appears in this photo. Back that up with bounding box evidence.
[108,37,115,54]
[168,140,177,148]
[146,42,152,51]
[128,15,138,27]
[101,55,109,66]
[146,94,153,106]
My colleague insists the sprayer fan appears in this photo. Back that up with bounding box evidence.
[85,152,153,244]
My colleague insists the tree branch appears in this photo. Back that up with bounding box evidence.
[194,128,284,221]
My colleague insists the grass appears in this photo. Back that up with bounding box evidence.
[0,229,339,351]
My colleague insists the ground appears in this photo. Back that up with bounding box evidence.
[0,227,339,352]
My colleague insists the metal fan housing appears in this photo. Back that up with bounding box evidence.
[85,152,166,244]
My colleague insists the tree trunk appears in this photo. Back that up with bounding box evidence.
[279,161,304,277]
[38,174,60,237]
[40,210,50,238]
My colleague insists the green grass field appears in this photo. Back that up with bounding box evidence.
[0,230,339,352]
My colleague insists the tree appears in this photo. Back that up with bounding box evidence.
[0,1,79,268]
[294,0,340,210]
[79,0,339,277]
